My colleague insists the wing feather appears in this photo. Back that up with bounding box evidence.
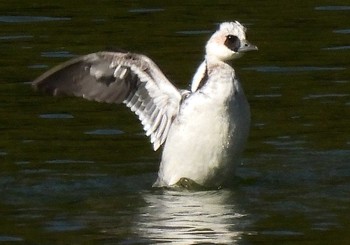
[32,51,183,150]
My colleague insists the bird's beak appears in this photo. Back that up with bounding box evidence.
[238,40,258,52]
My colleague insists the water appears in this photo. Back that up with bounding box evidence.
[1,0,349,244]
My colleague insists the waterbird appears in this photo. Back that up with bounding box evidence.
[32,21,258,188]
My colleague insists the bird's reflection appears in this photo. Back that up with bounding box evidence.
[136,189,244,244]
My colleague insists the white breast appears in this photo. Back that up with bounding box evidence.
[155,66,250,187]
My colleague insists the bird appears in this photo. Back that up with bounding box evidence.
[32,21,257,189]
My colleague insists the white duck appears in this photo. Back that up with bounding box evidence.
[33,21,257,188]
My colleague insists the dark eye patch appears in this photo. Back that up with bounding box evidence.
[224,35,240,52]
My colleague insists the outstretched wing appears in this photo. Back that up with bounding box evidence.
[32,51,183,150]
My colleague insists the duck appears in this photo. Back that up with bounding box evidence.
[32,21,258,188]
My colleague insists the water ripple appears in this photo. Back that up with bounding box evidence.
[0,35,33,40]
[28,64,48,69]
[85,129,124,135]
[136,190,244,244]
[128,8,165,13]
[41,51,75,58]
[39,113,74,119]
[45,219,86,232]
[254,94,282,98]
[303,94,349,99]
[0,236,23,242]
[322,46,350,51]
[315,6,350,11]
[264,136,307,151]
[46,159,95,164]
[333,29,350,34]
[176,30,211,35]
[245,66,345,73]
[0,15,71,23]
[0,151,8,156]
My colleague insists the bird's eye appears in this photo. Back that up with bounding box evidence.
[227,35,237,41]
[224,35,240,52]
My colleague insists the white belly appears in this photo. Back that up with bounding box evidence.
[155,85,250,187]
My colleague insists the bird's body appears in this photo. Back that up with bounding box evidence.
[32,21,257,188]
[155,60,250,187]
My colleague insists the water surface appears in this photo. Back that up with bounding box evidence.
[0,0,349,244]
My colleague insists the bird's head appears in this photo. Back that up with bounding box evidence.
[205,21,258,62]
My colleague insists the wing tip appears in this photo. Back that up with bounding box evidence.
[152,141,161,151]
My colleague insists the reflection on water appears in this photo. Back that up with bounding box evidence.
[136,190,245,244]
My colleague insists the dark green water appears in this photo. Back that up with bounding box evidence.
[1,0,349,244]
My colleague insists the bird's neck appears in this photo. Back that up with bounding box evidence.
[204,54,234,67]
